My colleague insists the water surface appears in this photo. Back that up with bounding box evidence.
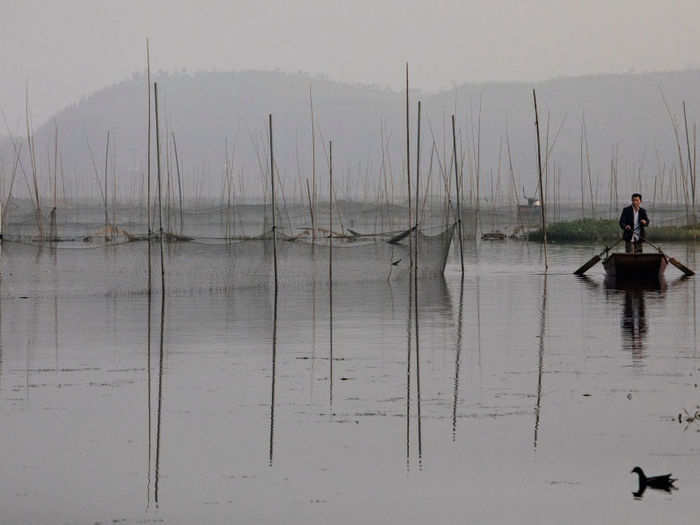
[1,240,698,524]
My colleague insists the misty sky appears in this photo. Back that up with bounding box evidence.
[2,0,700,134]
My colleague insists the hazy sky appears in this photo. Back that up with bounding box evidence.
[2,0,700,133]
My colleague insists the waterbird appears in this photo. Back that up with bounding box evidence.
[631,466,676,496]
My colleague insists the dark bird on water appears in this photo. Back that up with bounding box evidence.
[631,466,677,497]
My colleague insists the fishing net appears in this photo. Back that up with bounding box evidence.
[1,200,457,295]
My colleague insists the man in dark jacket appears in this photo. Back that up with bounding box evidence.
[619,193,649,253]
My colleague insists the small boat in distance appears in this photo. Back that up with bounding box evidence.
[602,252,667,280]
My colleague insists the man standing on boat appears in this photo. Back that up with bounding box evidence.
[619,193,649,254]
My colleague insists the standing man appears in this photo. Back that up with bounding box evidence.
[619,193,649,253]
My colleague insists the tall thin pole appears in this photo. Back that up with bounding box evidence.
[329,140,334,408]
[309,85,317,240]
[144,38,153,507]
[146,39,152,292]
[269,114,278,289]
[683,102,696,222]
[451,115,465,273]
[533,89,548,272]
[104,130,110,241]
[154,83,166,499]
[267,113,280,463]
[414,102,422,466]
[172,133,184,234]
[415,100,421,267]
[579,119,585,219]
[154,83,165,292]
[53,123,58,210]
[405,63,413,270]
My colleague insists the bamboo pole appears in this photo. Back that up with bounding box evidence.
[415,100,421,271]
[269,123,279,460]
[579,119,585,218]
[305,179,314,234]
[328,140,333,408]
[103,131,110,241]
[474,97,482,229]
[414,103,422,466]
[112,138,117,233]
[2,142,22,234]
[146,38,152,293]
[694,122,697,221]
[172,132,184,234]
[405,63,412,271]
[533,89,548,272]
[451,115,465,273]
[505,129,519,216]
[25,89,43,239]
[50,122,58,240]
[154,83,165,293]
[269,114,278,290]
[53,123,58,208]
[661,92,689,220]
[309,85,317,240]
[582,115,595,216]
[683,102,696,223]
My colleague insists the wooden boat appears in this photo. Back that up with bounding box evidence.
[602,252,667,280]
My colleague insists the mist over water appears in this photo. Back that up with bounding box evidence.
[5,2,700,521]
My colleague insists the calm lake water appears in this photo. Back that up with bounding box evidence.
[1,239,698,524]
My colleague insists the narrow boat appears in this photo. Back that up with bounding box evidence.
[602,252,667,280]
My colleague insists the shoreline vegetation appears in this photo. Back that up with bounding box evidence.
[528,218,700,243]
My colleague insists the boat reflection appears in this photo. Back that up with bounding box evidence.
[604,278,664,365]
[620,287,648,360]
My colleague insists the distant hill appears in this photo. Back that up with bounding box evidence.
[2,69,700,206]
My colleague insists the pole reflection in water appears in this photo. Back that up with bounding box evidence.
[329,140,334,411]
[414,99,422,468]
[687,243,696,362]
[414,272,422,467]
[146,287,153,508]
[0,273,3,396]
[452,275,465,442]
[53,244,59,372]
[329,258,334,411]
[405,272,412,469]
[269,282,278,466]
[534,274,547,450]
[475,273,482,374]
[310,267,317,404]
[154,291,166,506]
